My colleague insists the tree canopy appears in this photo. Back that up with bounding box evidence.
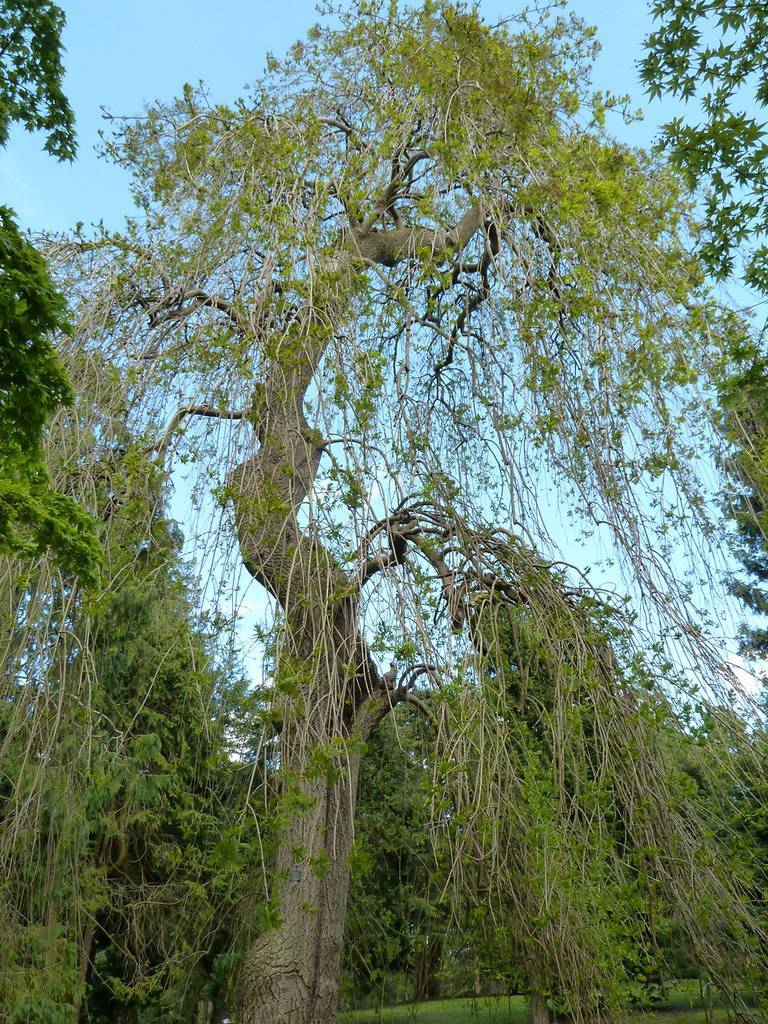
[0,0,75,159]
[0,210,100,578]
[641,0,768,681]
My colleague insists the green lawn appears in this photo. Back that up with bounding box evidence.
[337,981,739,1024]
[337,994,528,1024]
[337,1000,726,1024]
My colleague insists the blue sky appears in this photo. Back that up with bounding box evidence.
[3,0,668,234]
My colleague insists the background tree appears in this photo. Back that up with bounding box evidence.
[343,709,445,1010]
[0,341,262,1023]
[54,2,768,1021]
[0,0,75,158]
[0,0,99,578]
[641,0,768,697]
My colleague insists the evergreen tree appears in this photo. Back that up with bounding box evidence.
[0,349,262,1022]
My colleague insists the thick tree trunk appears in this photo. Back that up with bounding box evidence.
[229,389,388,1023]
[528,987,550,1024]
[227,205,484,1022]
[235,744,362,1024]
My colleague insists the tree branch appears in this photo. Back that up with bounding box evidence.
[149,405,248,457]
[358,512,423,584]
[399,691,438,725]
[359,149,431,234]
[351,200,484,268]
[146,286,250,333]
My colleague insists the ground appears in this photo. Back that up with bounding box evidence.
[337,981,742,1024]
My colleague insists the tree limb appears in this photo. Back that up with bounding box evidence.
[398,691,438,726]
[359,149,431,234]
[351,200,484,268]
[149,405,248,457]
[146,286,249,334]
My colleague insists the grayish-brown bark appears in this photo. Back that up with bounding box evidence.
[528,988,550,1024]
[235,749,360,1024]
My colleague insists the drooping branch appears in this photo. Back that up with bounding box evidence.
[362,259,456,345]
[399,690,439,726]
[160,287,250,331]
[359,513,422,584]
[356,658,444,735]
[434,218,501,375]
[129,280,251,334]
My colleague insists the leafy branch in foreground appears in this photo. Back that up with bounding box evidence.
[0,0,100,581]
[641,0,768,289]
[0,0,75,159]
[0,209,100,579]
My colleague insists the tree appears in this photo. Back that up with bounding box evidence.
[641,1,768,702]
[642,13,768,988]
[0,342,260,1023]
[0,0,100,579]
[61,3,768,1021]
[0,213,100,578]
[343,709,443,1010]
[75,486,257,1023]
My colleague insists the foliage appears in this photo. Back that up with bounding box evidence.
[641,0,768,289]
[644,4,768,735]
[0,347,263,1022]
[80,482,260,1022]
[0,0,100,581]
[39,1,768,1019]
[439,572,766,1016]
[344,710,443,1007]
[0,0,75,159]
[0,208,100,579]
[710,308,768,663]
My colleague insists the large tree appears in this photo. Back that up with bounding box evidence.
[641,0,768,677]
[0,342,260,1023]
[59,3,768,1021]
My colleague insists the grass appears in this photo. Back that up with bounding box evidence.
[337,981,740,1024]
[337,994,528,1024]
